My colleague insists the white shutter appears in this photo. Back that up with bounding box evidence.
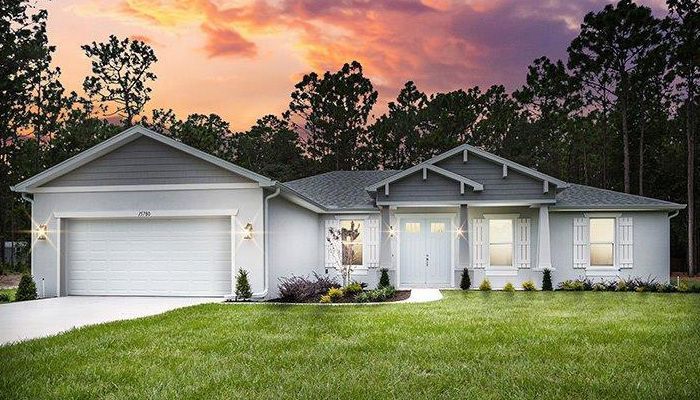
[617,217,633,269]
[515,218,531,268]
[365,217,379,268]
[573,217,589,269]
[471,218,487,268]
[325,218,340,270]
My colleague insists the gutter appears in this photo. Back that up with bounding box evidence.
[668,210,680,220]
[252,186,281,299]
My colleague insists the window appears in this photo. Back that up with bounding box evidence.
[590,218,614,266]
[340,220,363,266]
[430,222,445,233]
[489,219,513,266]
[405,222,420,233]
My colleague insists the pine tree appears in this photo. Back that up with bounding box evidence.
[15,274,37,301]
[460,268,471,290]
[542,269,553,291]
[235,269,252,301]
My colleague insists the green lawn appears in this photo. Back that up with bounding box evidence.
[1,292,699,399]
[0,288,15,302]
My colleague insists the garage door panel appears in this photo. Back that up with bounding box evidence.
[65,217,232,296]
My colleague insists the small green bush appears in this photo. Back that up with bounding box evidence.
[235,269,252,301]
[460,268,471,290]
[378,268,391,288]
[319,295,332,303]
[592,282,606,291]
[558,280,585,291]
[542,269,553,291]
[503,282,515,292]
[356,286,396,303]
[616,280,628,292]
[522,280,536,291]
[327,287,344,301]
[343,282,363,296]
[15,274,37,302]
[677,282,689,293]
[479,279,491,291]
[0,293,10,303]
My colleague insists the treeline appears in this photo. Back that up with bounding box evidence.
[1,0,698,272]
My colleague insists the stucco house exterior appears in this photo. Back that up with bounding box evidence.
[12,125,685,298]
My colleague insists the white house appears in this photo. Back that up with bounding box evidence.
[11,126,685,298]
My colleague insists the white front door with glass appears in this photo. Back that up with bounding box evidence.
[399,216,452,287]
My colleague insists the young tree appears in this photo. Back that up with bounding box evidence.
[568,0,663,193]
[82,35,157,126]
[286,61,378,172]
[667,0,699,276]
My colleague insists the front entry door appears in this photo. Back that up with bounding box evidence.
[400,216,452,287]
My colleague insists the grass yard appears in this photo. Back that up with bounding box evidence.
[1,291,699,399]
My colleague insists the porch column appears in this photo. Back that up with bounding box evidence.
[459,204,470,268]
[379,206,393,269]
[537,205,553,270]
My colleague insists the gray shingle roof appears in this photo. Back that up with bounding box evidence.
[283,170,399,210]
[554,183,684,210]
[283,172,684,211]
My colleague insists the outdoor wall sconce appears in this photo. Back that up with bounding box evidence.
[242,223,254,240]
[388,225,396,238]
[36,224,48,241]
[455,227,465,238]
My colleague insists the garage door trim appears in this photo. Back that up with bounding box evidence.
[55,209,238,296]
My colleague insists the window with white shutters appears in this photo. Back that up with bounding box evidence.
[325,218,340,270]
[573,217,589,269]
[616,217,633,269]
[471,218,487,268]
[515,218,531,268]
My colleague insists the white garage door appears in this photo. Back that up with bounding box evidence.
[65,217,232,296]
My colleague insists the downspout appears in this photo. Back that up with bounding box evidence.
[19,193,42,297]
[252,186,281,299]
[668,210,679,220]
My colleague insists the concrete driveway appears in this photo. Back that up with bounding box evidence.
[0,296,218,345]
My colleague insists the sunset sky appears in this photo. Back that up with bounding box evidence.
[40,0,667,130]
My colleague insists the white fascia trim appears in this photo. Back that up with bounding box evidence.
[483,213,520,219]
[365,144,568,191]
[377,199,556,207]
[53,209,239,219]
[550,205,686,211]
[12,125,275,192]
[29,183,260,193]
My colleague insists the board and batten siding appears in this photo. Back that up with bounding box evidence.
[43,136,254,187]
[376,153,556,203]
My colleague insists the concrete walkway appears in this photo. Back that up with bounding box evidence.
[402,288,443,303]
[0,296,217,346]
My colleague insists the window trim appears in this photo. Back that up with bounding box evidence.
[487,217,515,268]
[337,215,369,270]
[588,217,616,268]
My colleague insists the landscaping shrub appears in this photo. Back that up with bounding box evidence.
[343,282,363,296]
[503,282,515,292]
[558,280,586,291]
[0,293,10,303]
[235,269,252,301]
[460,268,471,290]
[15,274,37,301]
[319,295,332,304]
[616,280,628,292]
[542,269,553,291]
[327,287,344,301]
[592,282,606,291]
[355,286,396,303]
[278,273,339,302]
[522,280,536,291]
[378,268,391,288]
[479,279,491,291]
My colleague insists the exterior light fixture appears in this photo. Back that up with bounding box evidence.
[242,223,254,240]
[455,227,465,238]
[388,225,396,238]
[36,224,48,240]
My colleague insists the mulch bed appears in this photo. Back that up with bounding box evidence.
[268,290,411,304]
[0,273,21,289]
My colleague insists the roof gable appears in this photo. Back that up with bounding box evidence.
[12,125,275,192]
